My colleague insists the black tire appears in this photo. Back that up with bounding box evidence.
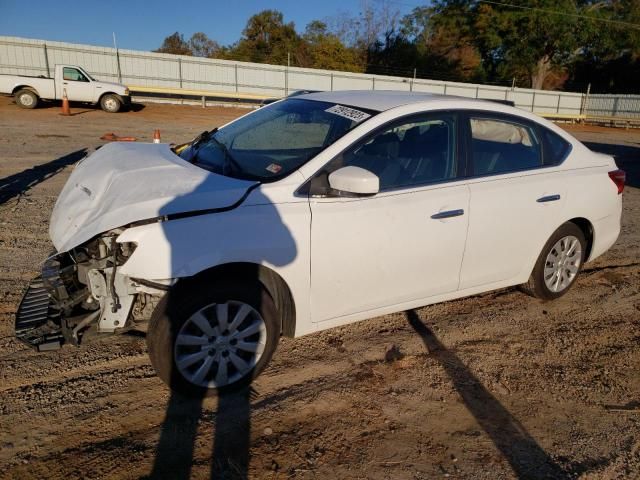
[521,222,586,301]
[147,278,279,397]
[15,89,38,109]
[99,94,121,113]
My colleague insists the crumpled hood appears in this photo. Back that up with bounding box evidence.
[50,142,257,252]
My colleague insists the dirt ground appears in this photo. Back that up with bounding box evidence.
[0,96,639,480]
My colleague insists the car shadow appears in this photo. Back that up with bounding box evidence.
[129,102,146,112]
[22,100,145,114]
[405,309,566,479]
[584,141,640,189]
[0,149,87,206]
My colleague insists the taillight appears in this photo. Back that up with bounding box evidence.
[608,169,626,194]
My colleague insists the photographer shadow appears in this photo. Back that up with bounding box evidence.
[146,179,298,479]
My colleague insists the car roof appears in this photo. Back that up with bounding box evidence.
[298,89,494,112]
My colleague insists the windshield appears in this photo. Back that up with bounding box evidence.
[79,68,95,81]
[179,98,376,181]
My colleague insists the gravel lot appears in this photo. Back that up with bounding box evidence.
[0,97,639,480]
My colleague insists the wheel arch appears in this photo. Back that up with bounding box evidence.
[567,217,594,261]
[12,85,39,97]
[99,91,122,102]
[523,216,595,284]
[184,262,297,338]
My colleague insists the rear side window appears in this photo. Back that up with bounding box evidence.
[469,117,542,176]
[542,128,571,165]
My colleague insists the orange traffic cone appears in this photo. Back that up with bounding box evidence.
[153,129,161,143]
[61,88,71,116]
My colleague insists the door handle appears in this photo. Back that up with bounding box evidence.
[431,209,464,219]
[537,194,561,203]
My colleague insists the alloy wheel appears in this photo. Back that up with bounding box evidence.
[543,235,582,293]
[174,300,267,388]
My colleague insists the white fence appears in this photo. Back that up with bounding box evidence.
[1,35,638,118]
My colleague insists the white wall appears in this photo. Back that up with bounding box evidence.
[1,35,637,118]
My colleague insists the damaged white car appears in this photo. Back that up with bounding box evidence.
[16,91,624,396]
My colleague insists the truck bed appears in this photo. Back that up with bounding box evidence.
[0,74,55,98]
[0,73,51,79]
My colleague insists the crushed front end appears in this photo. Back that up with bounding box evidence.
[15,231,163,351]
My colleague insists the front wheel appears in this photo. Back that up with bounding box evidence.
[15,89,38,109]
[147,279,279,397]
[100,94,121,113]
[521,223,586,300]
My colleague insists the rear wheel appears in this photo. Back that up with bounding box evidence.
[100,94,121,113]
[15,89,38,109]
[522,223,586,300]
[147,279,279,397]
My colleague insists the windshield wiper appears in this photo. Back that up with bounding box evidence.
[206,132,245,175]
[191,128,217,149]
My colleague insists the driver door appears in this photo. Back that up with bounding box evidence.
[308,112,470,323]
[59,67,94,102]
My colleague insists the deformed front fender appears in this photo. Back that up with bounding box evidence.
[116,200,313,335]
[118,202,306,279]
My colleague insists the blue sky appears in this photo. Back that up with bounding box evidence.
[0,0,418,51]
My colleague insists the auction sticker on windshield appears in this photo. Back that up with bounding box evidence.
[266,163,282,174]
[325,105,371,123]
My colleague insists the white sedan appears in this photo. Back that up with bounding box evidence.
[15,91,625,396]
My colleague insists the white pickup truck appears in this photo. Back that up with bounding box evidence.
[0,64,131,112]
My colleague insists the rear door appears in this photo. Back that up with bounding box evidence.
[58,66,95,102]
[459,112,568,290]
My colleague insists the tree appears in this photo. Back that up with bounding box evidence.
[401,3,484,82]
[155,32,192,56]
[325,0,402,69]
[226,10,302,65]
[189,32,220,58]
[302,21,364,71]
[152,2,640,93]
[474,0,584,89]
[402,0,589,89]
[566,0,640,92]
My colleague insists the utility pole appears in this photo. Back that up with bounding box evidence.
[580,83,591,117]
[113,32,122,83]
[285,51,290,95]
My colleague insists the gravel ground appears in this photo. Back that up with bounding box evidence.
[0,97,639,480]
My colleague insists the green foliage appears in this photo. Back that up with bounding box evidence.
[302,21,365,72]
[225,10,301,65]
[154,2,640,92]
[154,32,192,56]
[189,32,220,58]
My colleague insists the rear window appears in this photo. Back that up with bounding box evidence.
[542,128,571,165]
[470,117,542,175]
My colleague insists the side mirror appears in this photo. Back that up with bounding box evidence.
[328,166,379,196]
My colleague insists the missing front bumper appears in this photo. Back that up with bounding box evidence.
[15,277,64,351]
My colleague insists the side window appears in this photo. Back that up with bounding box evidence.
[470,117,541,175]
[542,128,571,165]
[337,114,457,190]
[63,67,88,82]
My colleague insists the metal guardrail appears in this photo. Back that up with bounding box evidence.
[131,86,640,129]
